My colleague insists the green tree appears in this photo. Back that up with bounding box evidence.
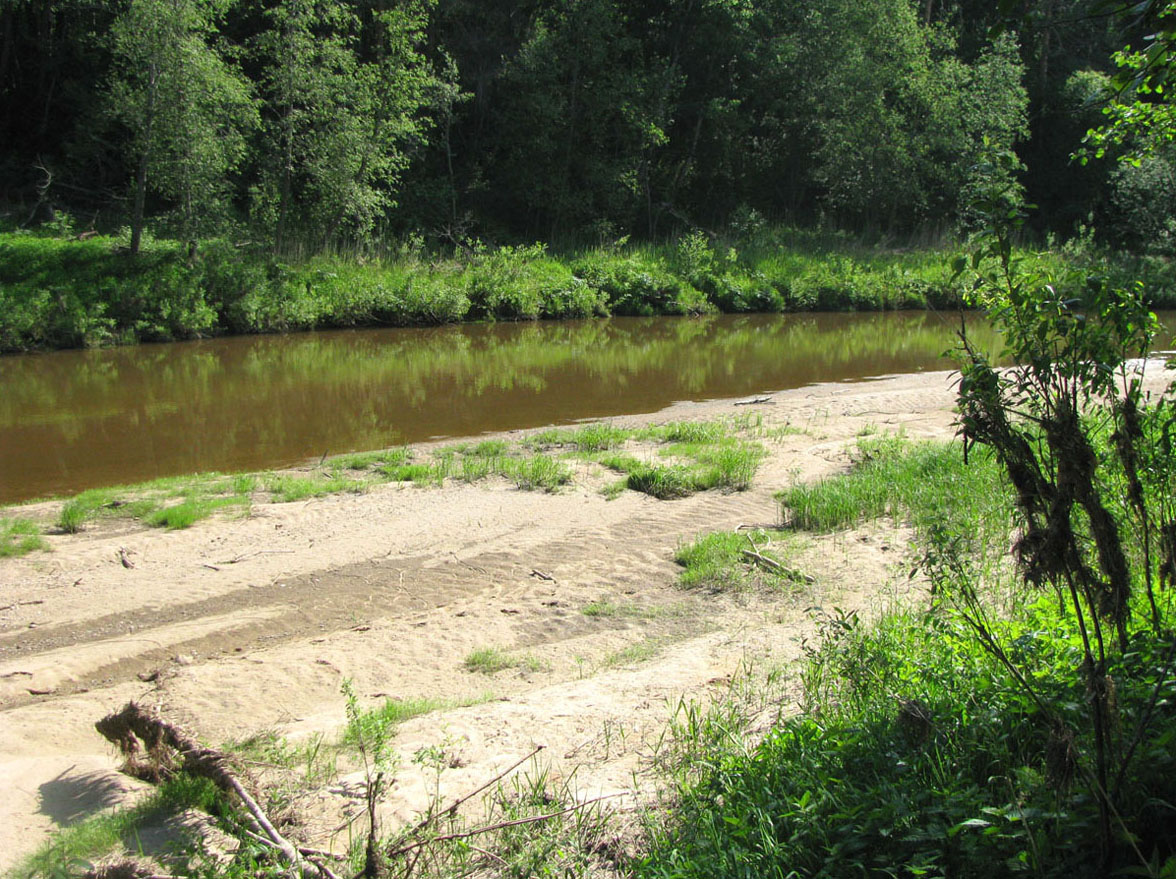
[252,0,437,253]
[795,0,1026,230]
[106,0,256,255]
[488,0,671,240]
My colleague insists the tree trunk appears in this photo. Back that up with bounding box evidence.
[130,64,158,257]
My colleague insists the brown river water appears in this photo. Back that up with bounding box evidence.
[0,311,1035,504]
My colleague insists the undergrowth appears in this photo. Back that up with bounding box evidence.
[641,433,1176,879]
[6,225,1171,354]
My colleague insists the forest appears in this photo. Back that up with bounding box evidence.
[1,0,1171,255]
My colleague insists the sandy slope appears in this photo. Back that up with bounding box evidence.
[0,370,967,871]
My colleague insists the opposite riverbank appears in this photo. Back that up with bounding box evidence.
[3,226,1170,353]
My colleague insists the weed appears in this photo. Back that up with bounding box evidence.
[568,423,628,451]
[459,454,495,483]
[464,647,547,674]
[463,647,515,674]
[57,497,96,533]
[11,774,223,879]
[675,529,802,591]
[265,474,367,502]
[339,694,492,748]
[626,464,697,499]
[602,637,664,668]
[778,436,1006,545]
[382,462,441,485]
[224,729,338,789]
[502,454,571,492]
[333,447,411,471]
[228,473,257,494]
[601,478,628,500]
[646,421,726,444]
[472,439,509,457]
[0,517,48,556]
[581,599,660,619]
[142,495,249,530]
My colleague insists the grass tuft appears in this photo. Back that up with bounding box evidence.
[777,436,1006,546]
[502,455,572,492]
[0,517,48,556]
[463,646,547,674]
[142,495,249,529]
[675,529,802,591]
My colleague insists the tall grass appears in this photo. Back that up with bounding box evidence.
[778,435,1007,545]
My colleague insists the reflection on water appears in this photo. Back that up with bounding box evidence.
[1,312,1001,503]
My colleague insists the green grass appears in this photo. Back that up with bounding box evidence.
[263,473,368,502]
[331,447,411,471]
[643,421,727,444]
[26,417,765,541]
[675,530,805,591]
[5,224,1174,354]
[11,774,223,879]
[0,517,48,556]
[340,694,492,748]
[502,455,573,491]
[593,425,764,499]
[463,646,547,674]
[141,494,250,529]
[625,463,699,499]
[55,487,156,532]
[382,462,442,485]
[777,435,1007,545]
[580,599,663,619]
[639,436,1176,879]
[601,637,666,668]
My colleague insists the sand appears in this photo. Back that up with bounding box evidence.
[0,369,976,871]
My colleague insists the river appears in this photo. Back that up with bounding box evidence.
[0,311,1019,504]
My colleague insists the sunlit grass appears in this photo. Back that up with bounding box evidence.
[0,517,48,557]
[675,529,804,591]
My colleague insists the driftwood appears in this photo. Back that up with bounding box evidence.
[95,703,309,876]
[742,534,815,584]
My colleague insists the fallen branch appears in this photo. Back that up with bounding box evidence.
[0,599,45,612]
[742,534,814,583]
[95,703,309,876]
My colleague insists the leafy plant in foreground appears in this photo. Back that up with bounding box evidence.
[946,150,1176,872]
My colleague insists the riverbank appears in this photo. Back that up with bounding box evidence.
[3,226,1168,353]
[0,372,971,872]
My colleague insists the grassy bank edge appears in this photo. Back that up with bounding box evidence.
[4,226,1168,353]
[0,416,771,556]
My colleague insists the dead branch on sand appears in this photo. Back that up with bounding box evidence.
[95,702,315,877]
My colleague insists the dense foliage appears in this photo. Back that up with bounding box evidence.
[1,0,1159,251]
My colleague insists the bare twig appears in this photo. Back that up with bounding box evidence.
[217,549,295,565]
[397,745,544,843]
[0,599,45,612]
[388,793,623,859]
